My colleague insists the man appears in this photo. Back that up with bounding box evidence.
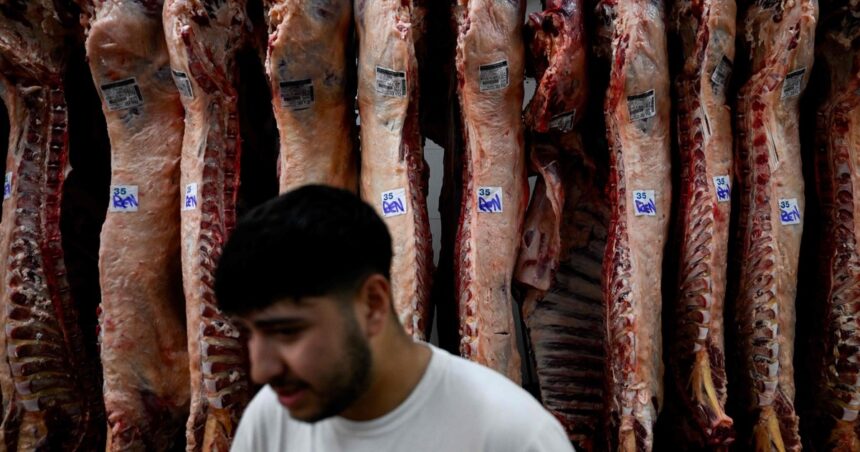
[216,185,574,451]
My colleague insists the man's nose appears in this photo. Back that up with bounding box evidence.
[248,333,285,385]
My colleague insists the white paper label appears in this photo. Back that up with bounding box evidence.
[627,90,656,121]
[182,183,198,211]
[479,61,509,92]
[172,70,194,99]
[100,78,144,111]
[279,79,314,110]
[713,175,731,202]
[381,188,407,217]
[781,68,806,99]
[109,185,139,212]
[3,172,11,200]
[633,190,657,216]
[711,56,733,91]
[375,67,406,98]
[477,187,504,213]
[549,110,576,132]
[779,198,801,225]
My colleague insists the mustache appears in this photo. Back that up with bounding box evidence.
[270,376,310,393]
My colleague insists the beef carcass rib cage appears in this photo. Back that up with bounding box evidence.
[79,1,191,449]
[811,2,860,448]
[264,0,357,193]
[163,1,251,449]
[0,2,103,450]
[668,0,736,444]
[355,0,434,340]
[732,0,815,449]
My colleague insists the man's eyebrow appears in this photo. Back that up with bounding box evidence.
[252,317,308,329]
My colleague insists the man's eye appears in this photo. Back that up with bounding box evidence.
[271,328,303,338]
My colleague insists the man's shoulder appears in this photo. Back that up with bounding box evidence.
[431,346,551,419]
[428,346,573,451]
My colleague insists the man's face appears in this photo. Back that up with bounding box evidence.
[239,295,372,422]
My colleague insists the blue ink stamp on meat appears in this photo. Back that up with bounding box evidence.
[381,188,407,218]
[633,190,657,216]
[3,172,10,200]
[477,187,503,213]
[779,198,801,225]
[109,185,139,213]
[183,183,198,211]
[713,175,731,202]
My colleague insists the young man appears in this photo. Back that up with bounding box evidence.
[216,185,574,451]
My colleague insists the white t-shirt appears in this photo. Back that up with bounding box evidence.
[231,343,575,452]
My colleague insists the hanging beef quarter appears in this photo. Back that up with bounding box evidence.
[355,0,434,339]
[514,0,604,448]
[595,0,671,448]
[163,1,251,450]
[809,2,860,449]
[517,138,609,452]
[453,0,528,382]
[732,0,815,449]
[78,1,191,449]
[668,0,736,444]
[0,1,102,450]
[264,0,357,193]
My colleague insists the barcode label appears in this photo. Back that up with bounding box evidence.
[100,78,144,111]
[549,110,575,132]
[375,67,406,98]
[711,56,733,91]
[172,70,194,98]
[633,190,657,216]
[479,61,509,92]
[781,68,806,99]
[381,188,407,217]
[627,89,656,121]
[182,183,198,211]
[280,79,314,110]
[109,185,139,213]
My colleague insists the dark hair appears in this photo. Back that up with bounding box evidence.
[215,184,393,316]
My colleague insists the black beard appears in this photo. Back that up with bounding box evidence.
[304,313,372,423]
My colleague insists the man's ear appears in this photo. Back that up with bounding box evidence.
[354,274,391,338]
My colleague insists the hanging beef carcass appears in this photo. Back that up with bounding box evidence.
[731,0,816,449]
[163,1,251,449]
[0,1,102,449]
[263,0,357,193]
[809,1,860,448]
[514,0,606,448]
[453,0,528,382]
[355,0,434,339]
[78,1,191,449]
[668,0,736,444]
[594,0,672,448]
